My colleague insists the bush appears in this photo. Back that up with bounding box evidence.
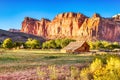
[90,58,103,72]
[2,38,13,49]
[70,66,80,79]
[80,55,120,80]
[80,68,92,80]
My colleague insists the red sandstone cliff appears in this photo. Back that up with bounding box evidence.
[21,17,50,37]
[21,12,120,41]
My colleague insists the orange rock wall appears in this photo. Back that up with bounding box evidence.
[21,12,120,41]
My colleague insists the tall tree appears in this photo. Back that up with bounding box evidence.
[2,38,13,49]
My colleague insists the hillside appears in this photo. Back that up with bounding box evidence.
[21,12,120,41]
[0,29,45,42]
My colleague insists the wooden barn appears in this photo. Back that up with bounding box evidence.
[61,41,89,53]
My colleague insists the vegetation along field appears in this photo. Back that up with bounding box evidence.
[0,38,120,79]
[0,49,93,73]
[0,49,120,80]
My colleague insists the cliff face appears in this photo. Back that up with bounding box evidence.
[21,12,120,41]
[21,17,50,37]
[47,12,87,39]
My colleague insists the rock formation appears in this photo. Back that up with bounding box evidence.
[21,12,120,41]
[21,17,50,37]
[9,29,20,32]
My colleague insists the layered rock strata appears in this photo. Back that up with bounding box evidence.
[21,12,120,41]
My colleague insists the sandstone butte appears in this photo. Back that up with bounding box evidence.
[21,12,120,41]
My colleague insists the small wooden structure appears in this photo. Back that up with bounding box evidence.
[61,41,89,53]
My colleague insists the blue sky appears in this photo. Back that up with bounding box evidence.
[0,0,120,30]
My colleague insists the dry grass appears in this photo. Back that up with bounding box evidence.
[0,49,111,80]
[0,49,95,73]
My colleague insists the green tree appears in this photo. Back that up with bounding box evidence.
[61,39,75,48]
[42,40,56,49]
[42,39,75,49]
[42,42,47,49]
[88,41,95,50]
[101,41,110,49]
[0,42,2,48]
[13,42,25,49]
[55,39,62,49]
[48,40,56,49]
[95,41,104,49]
[2,38,13,49]
[112,42,120,48]
[25,38,40,49]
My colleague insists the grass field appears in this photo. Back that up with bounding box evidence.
[0,49,102,73]
[0,49,120,80]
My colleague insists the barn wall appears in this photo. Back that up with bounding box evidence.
[74,46,85,52]
[74,43,89,52]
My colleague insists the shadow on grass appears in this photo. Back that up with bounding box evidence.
[0,57,19,61]
[43,56,60,59]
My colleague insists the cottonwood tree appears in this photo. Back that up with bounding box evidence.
[25,38,40,49]
[2,38,13,49]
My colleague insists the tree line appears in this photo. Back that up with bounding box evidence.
[0,38,75,49]
[0,38,120,50]
[88,41,120,50]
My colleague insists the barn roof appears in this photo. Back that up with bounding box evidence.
[63,41,87,51]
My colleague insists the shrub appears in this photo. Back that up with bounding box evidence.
[93,57,120,80]
[88,41,96,50]
[48,65,58,80]
[80,68,92,80]
[80,56,120,80]
[90,58,103,72]
[70,66,80,79]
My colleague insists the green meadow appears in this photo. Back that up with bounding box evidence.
[0,49,104,73]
